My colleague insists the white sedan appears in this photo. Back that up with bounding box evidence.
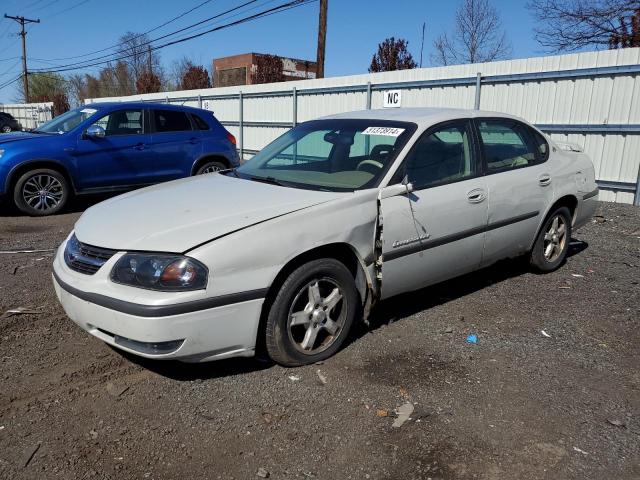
[52,108,598,366]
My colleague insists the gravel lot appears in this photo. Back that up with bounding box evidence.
[0,199,638,480]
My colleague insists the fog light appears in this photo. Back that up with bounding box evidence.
[114,335,184,355]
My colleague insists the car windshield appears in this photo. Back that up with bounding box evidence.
[235,119,416,191]
[34,106,100,134]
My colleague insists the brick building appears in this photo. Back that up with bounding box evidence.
[213,53,317,87]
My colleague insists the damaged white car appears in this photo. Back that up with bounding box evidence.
[52,108,598,366]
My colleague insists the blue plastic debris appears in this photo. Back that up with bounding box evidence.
[466,334,478,344]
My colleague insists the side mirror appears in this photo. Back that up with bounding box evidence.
[380,181,414,199]
[85,124,105,139]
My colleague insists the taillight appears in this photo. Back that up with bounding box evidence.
[226,131,236,145]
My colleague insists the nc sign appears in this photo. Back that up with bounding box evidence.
[383,90,401,108]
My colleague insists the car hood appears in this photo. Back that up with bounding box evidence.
[0,131,56,145]
[74,173,345,252]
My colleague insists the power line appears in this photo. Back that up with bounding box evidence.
[39,0,218,62]
[49,0,93,19]
[33,0,262,71]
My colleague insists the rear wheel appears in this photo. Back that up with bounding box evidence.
[530,206,572,272]
[265,259,358,366]
[13,168,69,216]
[195,160,226,175]
[1,125,11,133]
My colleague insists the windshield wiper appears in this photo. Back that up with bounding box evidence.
[247,175,287,187]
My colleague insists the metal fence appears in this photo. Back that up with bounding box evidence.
[0,102,54,130]
[89,48,640,205]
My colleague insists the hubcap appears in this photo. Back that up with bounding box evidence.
[22,174,63,211]
[1,126,10,133]
[201,164,221,174]
[288,278,345,355]
[543,214,567,262]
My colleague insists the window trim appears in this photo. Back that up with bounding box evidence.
[392,118,482,191]
[86,108,147,137]
[150,108,194,134]
[473,117,547,176]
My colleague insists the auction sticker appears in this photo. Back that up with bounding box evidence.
[362,126,405,137]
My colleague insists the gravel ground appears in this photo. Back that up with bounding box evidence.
[0,200,638,480]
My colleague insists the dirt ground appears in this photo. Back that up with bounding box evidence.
[0,198,638,480]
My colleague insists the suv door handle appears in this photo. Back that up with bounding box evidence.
[133,143,146,151]
[467,188,487,203]
[538,174,551,186]
[188,137,200,145]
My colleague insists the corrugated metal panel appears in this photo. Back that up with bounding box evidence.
[89,48,640,204]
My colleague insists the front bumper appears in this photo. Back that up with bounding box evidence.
[52,247,265,362]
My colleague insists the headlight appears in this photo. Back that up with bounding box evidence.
[111,253,208,291]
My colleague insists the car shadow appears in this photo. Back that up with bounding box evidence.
[114,238,589,381]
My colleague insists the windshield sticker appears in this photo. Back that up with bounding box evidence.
[80,108,97,115]
[362,126,405,137]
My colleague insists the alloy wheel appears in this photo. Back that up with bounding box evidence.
[22,174,64,212]
[543,214,567,262]
[201,164,221,174]
[1,125,11,133]
[287,278,346,355]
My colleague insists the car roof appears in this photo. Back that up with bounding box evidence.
[320,107,527,126]
[84,101,208,114]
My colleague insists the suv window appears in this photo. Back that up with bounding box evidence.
[191,114,210,130]
[478,119,539,173]
[154,109,192,132]
[405,120,477,189]
[91,109,143,136]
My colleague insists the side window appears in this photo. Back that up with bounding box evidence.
[91,109,143,136]
[478,120,538,173]
[153,109,192,133]
[405,120,476,189]
[531,129,550,163]
[191,114,210,131]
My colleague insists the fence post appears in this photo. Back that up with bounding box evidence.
[474,72,482,110]
[366,81,372,109]
[634,164,640,206]
[292,87,297,127]
[197,95,202,108]
[239,91,244,161]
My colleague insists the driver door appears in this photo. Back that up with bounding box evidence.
[380,119,489,299]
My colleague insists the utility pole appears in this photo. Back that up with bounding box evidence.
[316,0,328,79]
[147,45,153,75]
[420,22,426,68]
[4,14,40,103]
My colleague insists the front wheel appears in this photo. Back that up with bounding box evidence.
[530,206,572,272]
[265,259,358,366]
[13,168,69,216]
[1,125,11,133]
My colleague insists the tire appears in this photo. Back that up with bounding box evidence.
[265,258,358,366]
[13,168,69,216]
[195,160,226,175]
[1,125,11,133]
[530,206,572,272]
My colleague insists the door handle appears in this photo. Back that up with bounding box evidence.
[538,174,551,186]
[188,138,200,145]
[467,188,487,203]
[133,143,146,151]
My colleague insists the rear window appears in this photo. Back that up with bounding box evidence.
[191,114,210,130]
[153,109,192,132]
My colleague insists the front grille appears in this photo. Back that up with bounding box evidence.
[64,234,117,275]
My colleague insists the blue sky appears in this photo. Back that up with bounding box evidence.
[0,0,563,103]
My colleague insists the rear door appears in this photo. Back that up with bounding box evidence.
[474,118,554,265]
[380,119,489,299]
[150,108,203,181]
[74,108,155,189]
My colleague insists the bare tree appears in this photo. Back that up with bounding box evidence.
[117,32,161,84]
[528,0,640,51]
[369,37,417,72]
[432,0,511,65]
[169,56,194,90]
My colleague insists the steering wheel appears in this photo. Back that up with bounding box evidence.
[356,159,384,172]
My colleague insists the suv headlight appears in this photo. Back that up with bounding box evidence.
[111,253,208,291]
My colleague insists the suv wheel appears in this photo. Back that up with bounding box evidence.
[195,161,226,175]
[1,125,11,133]
[530,206,572,272]
[265,259,358,366]
[13,168,69,216]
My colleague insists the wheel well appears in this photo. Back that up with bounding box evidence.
[254,243,370,358]
[191,155,230,175]
[6,161,74,195]
[548,195,578,223]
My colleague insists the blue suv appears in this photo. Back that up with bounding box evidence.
[0,102,240,215]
